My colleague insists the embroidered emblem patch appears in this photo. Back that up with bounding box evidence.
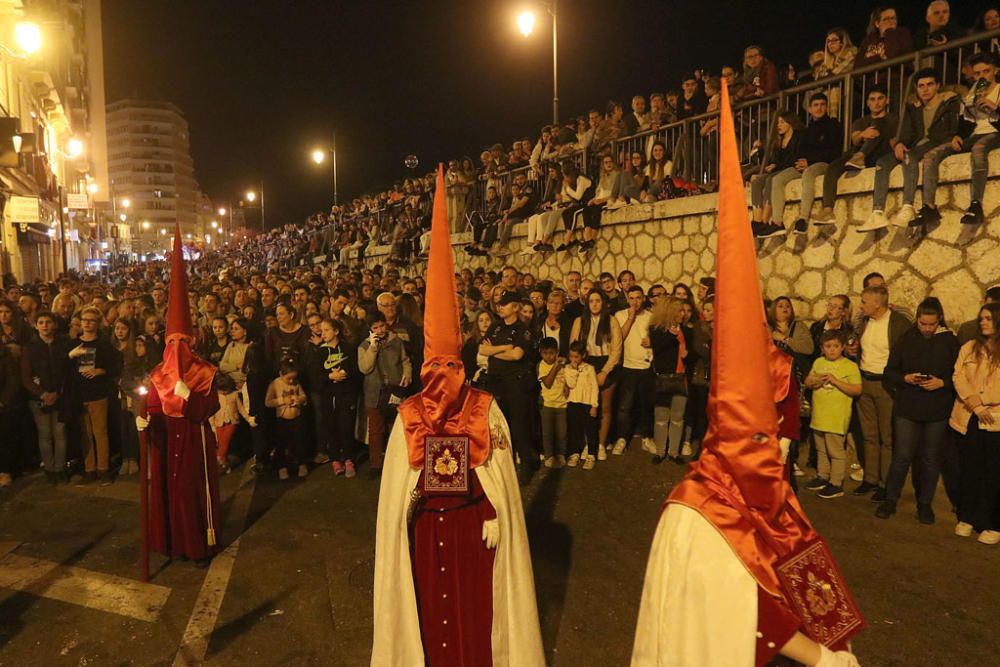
[423,436,469,494]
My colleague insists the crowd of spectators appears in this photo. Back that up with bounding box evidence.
[2,247,999,544]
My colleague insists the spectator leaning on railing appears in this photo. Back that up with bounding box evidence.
[854,6,914,68]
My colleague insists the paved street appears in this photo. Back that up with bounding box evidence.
[0,449,996,667]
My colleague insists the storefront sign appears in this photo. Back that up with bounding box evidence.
[67,193,90,210]
[8,195,40,223]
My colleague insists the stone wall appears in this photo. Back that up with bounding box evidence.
[365,153,1000,324]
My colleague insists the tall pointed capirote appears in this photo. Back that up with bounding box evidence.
[702,79,787,514]
[422,164,462,360]
[165,223,194,338]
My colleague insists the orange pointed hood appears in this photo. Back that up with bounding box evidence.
[423,165,463,361]
[668,79,818,593]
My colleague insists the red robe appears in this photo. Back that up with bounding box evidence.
[410,470,497,666]
[146,383,221,561]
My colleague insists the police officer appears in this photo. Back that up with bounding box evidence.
[480,291,537,484]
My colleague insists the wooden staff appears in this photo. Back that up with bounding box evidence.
[136,383,150,583]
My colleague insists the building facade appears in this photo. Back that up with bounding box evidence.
[0,0,106,284]
[106,98,203,258]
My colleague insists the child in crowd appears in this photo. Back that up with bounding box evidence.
[210,373,256,474]
[265,357,308,480]
[537,337,568,468]
[804,330,862,499]
[564,341,600,470]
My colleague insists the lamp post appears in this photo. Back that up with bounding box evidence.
[517,1,558,126]
[245,185,265,231]
[310,133,339,206]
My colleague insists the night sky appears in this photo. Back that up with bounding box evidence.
[102,1,985,223]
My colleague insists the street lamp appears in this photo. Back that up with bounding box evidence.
[243,185,265,230]
[141,221,150,230]
[217,207,226,216]
[121,198,131,209]
[86,182,98,195]
[309,135,339,206]
[516,1,559,125]
[245,190,256,202]
[66,137,84,158]
[14,21,41,55]
[210,220,218,229]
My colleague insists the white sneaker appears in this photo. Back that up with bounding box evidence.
[849,465,864,483]
[543,456,555,468]
[890,204,915,227]
[793,463,805,477]
[519,246,534,256]
[857,210,889,232]
[597,444,608,461]
[955,521,974,537]
[681,442,693,457]
[612,438,627,456]
[641,438,657,455]
[582,455,596,470]
[566,453,581,468]
[978,529,1000,545]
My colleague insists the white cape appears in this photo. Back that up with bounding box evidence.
[631,503,758,666]
[371,400,545,666]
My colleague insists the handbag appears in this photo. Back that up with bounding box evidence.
[655,371,688,397]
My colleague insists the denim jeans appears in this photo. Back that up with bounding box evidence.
[615,368,653,441]
[30,401,67,473]
[654,395,688,457]
[871,142,940,210]
[922,132,1000,205]
[885,417,947,505]
[797,162,828,219]
[540,406,567,457]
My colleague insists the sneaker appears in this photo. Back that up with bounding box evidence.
[978,529,1000,545]
[853,481,877,496]
[278,467,290,481]
[554,243,568,252]
[641,438,657,455]
[874,499,896,519]
[792,218,808,235]
[612,438,627,456]
[651,454,666,465]
[793,463,805,477]
[751,221,768,237]
[816,483,845,499]
[810,209,836,226]
[857,210,889,232]
[845,152,867,170]
[681,442,693,457]
[0,472,11,488]
[871,487,887,503]
[344,460,356,478]
[566,453,581,468]
[757,223,787,239]
[805,477,829,491]
[913,204,941,226]
[955,521,974,537]
[597,444,608,461]
[890,204,915,227]
[849,465,864,483]
[917,503,935,525]
[519,246,535,256]
[961,200,984,225]
[582,455,596,470]
[313,453,331,465]
[331,461,345,476]
[554,455,567,468]
[297,464,309,478]
[543,456,555,468]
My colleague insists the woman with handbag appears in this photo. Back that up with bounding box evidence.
[768,297,815,477]
[648,297,691,464]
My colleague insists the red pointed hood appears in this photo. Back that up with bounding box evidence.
[165,224,193,339]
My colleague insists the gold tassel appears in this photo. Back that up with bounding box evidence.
[201,425,217,547]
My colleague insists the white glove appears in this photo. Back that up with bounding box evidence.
[68,344,86,359]
[135,415,149,432]
[815,645,860,667]
[482,519,500,549]
[174,379,191,400]
[246,416,258,428]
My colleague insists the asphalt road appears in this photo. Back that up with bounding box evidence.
[0,446,996,666]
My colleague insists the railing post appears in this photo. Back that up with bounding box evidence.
[842,74,854,154]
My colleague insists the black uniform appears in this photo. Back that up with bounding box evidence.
[485,318,537,481]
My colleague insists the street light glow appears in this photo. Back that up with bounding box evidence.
[159,229,166,235]
[245,190,257,202]
[311,149,325,165]
[121,198,131,208]
[119,213,127,221]
[66,137,84,158]
[517,10,536,36]
[15,21,42,55]
[86,183,98,194]
[218,207,227,216]
[210,220,218,228]
[142,220,151,230]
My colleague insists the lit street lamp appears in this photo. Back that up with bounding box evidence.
[516,1,559,125]
[242,185,266,230]
[14,21,41,55]
[245,190,256,202]
[310,135,339,206]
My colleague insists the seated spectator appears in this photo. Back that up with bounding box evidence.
[591,101,625,155]
[854,6,913,69]
[524,162,564,253]
[644,141,674,202]
[750,112,804,238]
[914,1,963,50]
[491,172,537,256]
[648,92,675,129]
[622,150,649,203]
[915,52,1000,227]
[972,8,1000,55]
[819,28,858,78]
[865,68,959,231]
[733,46,779,101]
[624,94,651,136]
[878,297,959,523]
[811,86,897,229]
[465,186,500,256]
[554,163,594,252]
[676,73,709,119]
[950,302,1000,544]
[576,154,626,252]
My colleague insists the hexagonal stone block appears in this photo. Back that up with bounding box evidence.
[654,235,671,259]
[797,270,824,300]
[931,268,984,325]
[907,239,962,280]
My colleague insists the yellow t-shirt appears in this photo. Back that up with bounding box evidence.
[538,360,568,409]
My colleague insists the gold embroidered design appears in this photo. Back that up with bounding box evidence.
[434,448,459,476]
